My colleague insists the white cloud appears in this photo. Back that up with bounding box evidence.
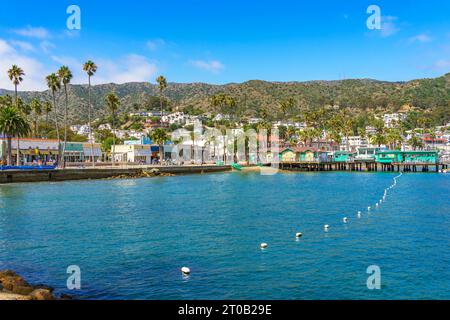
[52,54,158,85]
[0,39,50,91]
[432,59,450,70]
[12,26,50,39]
[409,33,432,44]
[40,41,55,54]
[189,59,224,74]
[380,16,400,37]
[10,40,35,52]
[146,39,166,51]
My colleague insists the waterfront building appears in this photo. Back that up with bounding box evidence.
[63,142,102,163]
[0,138,59,165]
[280,148,298,162]
[375,150,439,164]
[279,147,328,163]
[355,147,386,161]
[333,151,356,163]
[111,144,152,164]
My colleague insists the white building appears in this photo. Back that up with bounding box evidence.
[114,130,146,140]
[98,123,112,131]
[383,113,407,128]
[341,136,369,151]
[111,144,152,164]
[77,125,91,136]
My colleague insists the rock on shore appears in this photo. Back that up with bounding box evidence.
[0,270,71,300]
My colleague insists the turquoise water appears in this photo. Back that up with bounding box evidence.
[0,172,449,300]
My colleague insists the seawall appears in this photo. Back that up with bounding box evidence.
[0,165,232,184]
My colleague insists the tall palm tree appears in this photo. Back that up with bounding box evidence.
[7,65,25,107]
[150,128,170,165]
[30,99,42,137]
[58,66,73,167]
[156,75,167,121]
[46,73,61,164]
[0,105,30,165]
[105,92,120,165]
[8,65,26,166]
[83,60,98,166]
[43,101,52,127]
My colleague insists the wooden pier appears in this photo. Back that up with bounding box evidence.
[279,161,449,173]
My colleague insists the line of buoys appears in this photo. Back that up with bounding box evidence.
[254,172,404,257]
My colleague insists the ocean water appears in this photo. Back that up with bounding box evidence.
[0,171,449,300]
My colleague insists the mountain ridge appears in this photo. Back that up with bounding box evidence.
[1,73,450,124]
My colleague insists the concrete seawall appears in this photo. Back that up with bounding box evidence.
[0,165,232,184]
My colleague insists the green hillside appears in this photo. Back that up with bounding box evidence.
[1,73,450,124]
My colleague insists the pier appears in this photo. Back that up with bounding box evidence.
[279,161,449,173]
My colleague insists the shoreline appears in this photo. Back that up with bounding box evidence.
[0,270,70,300]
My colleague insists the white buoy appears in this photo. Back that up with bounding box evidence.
[376,203,379,207]
[343,217,348,223]
[368,206,371,211]
[357,212,361,218]
[260,243,268,249]
[324,225,329,231]
[296,232,303,238]
[181,267,191,275]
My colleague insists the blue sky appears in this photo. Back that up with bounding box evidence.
[1,0,450,90]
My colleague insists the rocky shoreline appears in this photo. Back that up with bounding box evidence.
[105,168,175,180]
[0,270,72,300]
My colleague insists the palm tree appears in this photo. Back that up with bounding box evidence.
[46,73,61,164]
[83,60,98,166]
[30,99,42,137]
[150,128,170,165]
[58,66,73,167]
[43,101,52,127]
[409,135,424,151]
[8,65,26,166]
[156,75,167,120]
[0,105,30,165]
[105,92,120,165]
[7,65,25,107]
[370,133,387,148]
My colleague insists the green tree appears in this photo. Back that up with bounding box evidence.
[408,135,424,151]
[43,101,52,127]
[7,65,24,107]
[156,75,168,119]
[30,99,42,137]
[83,60,98,166]
[0,105,30,165]
[46,73,61,163]
[105,92,121,164]
[150,128,170,164]
[57,66,73,166]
